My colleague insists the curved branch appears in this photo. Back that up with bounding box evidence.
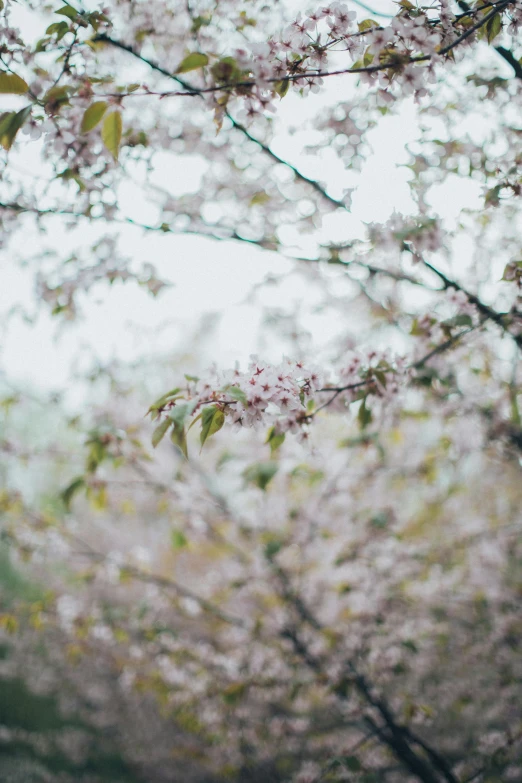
[422,259,522,350]
[94,3,512,97]
[226,114,350,211]
[93,35,347,211]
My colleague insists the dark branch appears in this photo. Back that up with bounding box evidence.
[93,35,350,211]
[422,259,522,350]
[94,3,512,96]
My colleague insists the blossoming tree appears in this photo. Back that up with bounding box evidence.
[1,0,522,781]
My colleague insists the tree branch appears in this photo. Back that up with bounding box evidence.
[275,566,457,783]
[494,45,522,79]
[93,35,348,211]
[457,0,522,79]
[94,3,512,97]
[422,259,522,350]
[226,114,350,212]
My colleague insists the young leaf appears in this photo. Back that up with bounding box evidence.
[264,536,284,560]
[55,4,77,19]
[358,397,372,430]
[0,106,31,150]
[243,461,278,491]
[358,18,377,31]
[171,529,188,549]
[274,79,290,98]
[169,400,198,427]
[187,410,204,432]
[200,405,225,449]
[152,418,171,448]
[46,21,69,39]
[176,52,209,73]
[486,13,502,43]
[0,112,15,146]
[170,423,188,459]
[0,72,29,94]
[167,401,197,458]
[223,385,247,406]
[265,426,285,455]
[43,85,72,112]
[81,101,108,133]
[363,48,374,66]
[147,388,181,415]
[249,191,270,206]
[61,476,85,510]
[102,110,122,159]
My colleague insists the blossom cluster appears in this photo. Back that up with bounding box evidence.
[168,356,327,442]
[150,349,410,451]
[368,213,445,258]
[227,3,448,118]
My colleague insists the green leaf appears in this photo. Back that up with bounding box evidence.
[101,110,122,159]
[371,512,388,529]
[0,72,29,94]
[46,21,69,39]
[453,314,473,327]
[56,167,85,191]
[170,422,188,459]
[191,14,211,33]
[264,536,283,560]
[55,4,77,20]
[344,756,362,772]
[171,529,188,549]
[290,463,325,486]
[167,401,197,458]
[249,190,270,206]
[152,418,171,448]
[61,476,85,510]
[222,682,246,705]
[87,483,108,511]
[200,405,225,449]
[486,13,502,43]
[0,112,15,139]
[363,48,374,66]
[358,18,377,31]
[502,260,522,281]
[274,79,290,98]
[223,385,247,406]
[187,411,204,434]
[485,183,502,207]
[410,316,435,336]
[43,85,72,111]
[358,397,372,430]
[147,388,182,416]
[210,57,239,83]
[80,100,108,132]
[0,106,31,150]
[169,400,197,427]
[176,52,209,73]
[265,426,285,455]
[243,461,278,491]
